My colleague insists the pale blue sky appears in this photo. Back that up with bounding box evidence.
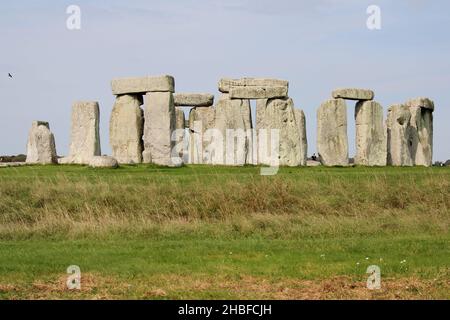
[1,0,449,160]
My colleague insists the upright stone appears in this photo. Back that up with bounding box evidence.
[294,109,308,166]
[256,98,306,166]
[26,121,57,164]
[386,104,413,166]
[188,107,216,164]
[317,99,348,166]
[406,98,434,167]
[174,108,186,163]
[142,92,176,166]
[109,94,143,164]
[213,94,252,165]
[66,101,101,164]
[355,101,387,166]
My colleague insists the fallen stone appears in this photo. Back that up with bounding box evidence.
[111,75,175,95]
[142,92,176,166]
[317,99,349,166]
[89,156,118,168]
[109,94,144,164]
[306,160,321,167]
[256,98,306,166]
[332,88,374,101]
[65,101,101,164]
[386,104,413,166]
[355,101,387,166]
[174,93,214,107]
[26,121,57,164]
[218,78,288,93]
[405,97,434,111]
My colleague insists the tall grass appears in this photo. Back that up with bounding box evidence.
[0,165,448,239]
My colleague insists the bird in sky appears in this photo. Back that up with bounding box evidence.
[8,73,13,78]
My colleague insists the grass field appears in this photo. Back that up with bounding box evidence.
[0,165,449,299]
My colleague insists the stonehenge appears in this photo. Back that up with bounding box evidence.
[24,74,435,169]
[109,94,143,164]
[317,99,349,166]
[26,121,57,164]
[142,92,176,166]
[59,101,101,164]
[355,101,387,166]
[387,98,434,166]
[257,98,307,166]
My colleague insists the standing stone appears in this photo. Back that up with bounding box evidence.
[174,108,186,163]
[142,92,176,166]
[317,99,348,166]
[109,94,143,164]
[256,98,306,166]
[26,121,57,164]
[188,107,216,164]
[386,104,413,166]
[213,94,252,165]
[294,109,308,166]
[63,101,101,164]
[406,98,434,167]
[355,101,387,166]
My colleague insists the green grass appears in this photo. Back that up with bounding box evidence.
[0,165,449,299]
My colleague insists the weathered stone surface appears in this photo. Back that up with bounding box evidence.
[294,109,308,166]
[409,106,433,166]
[307,160,321,167]
[212,94,253,165]
[174,108,186,163]
[111,75,175,95]
[65,101,101,164]
[188,107,216,164]
[174,93,214,107]
[355,101,387,166]
[89,156,118,168]
[26,121,57,164]
[256,98,306,166]
[332,88,374,101]
[142,92,176,166]
[229,86,288,99]
[405,97,434,111]
[317,99,348,166]
[386,104,413,166]
[109,94,143,164]
[218,78,288,93]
